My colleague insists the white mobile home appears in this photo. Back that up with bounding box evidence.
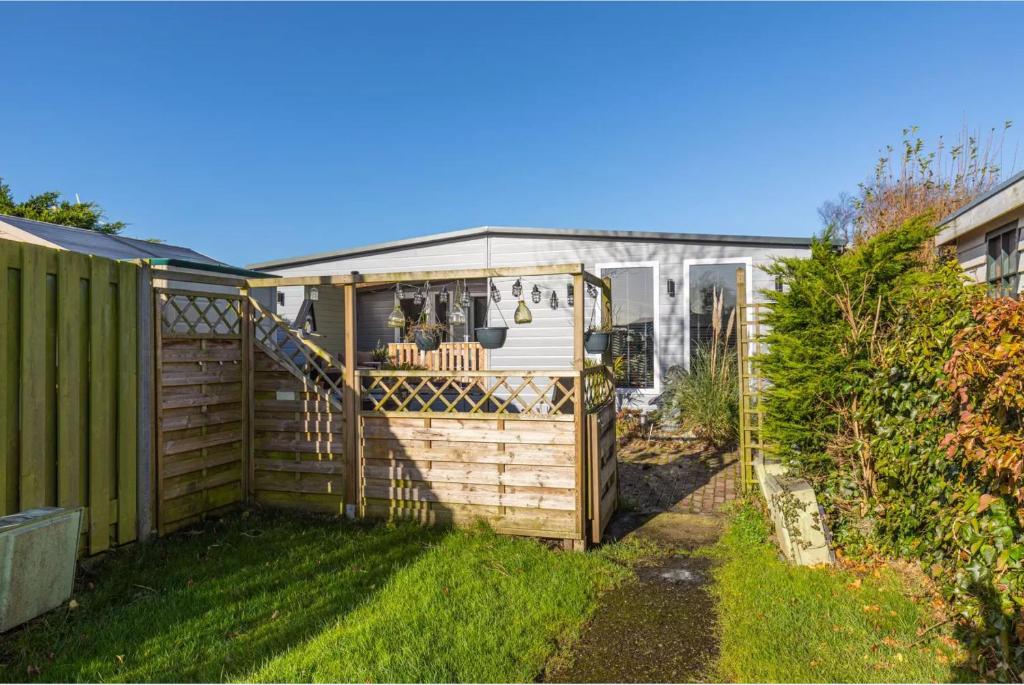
[249,226,814,406]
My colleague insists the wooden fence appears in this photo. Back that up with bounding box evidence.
[356,367,616,543]
[154,289,247,534]
[2,254,619,551]
[0,238,138,554]
[387,341,487,372]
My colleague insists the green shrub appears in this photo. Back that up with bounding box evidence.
[664,342,738,447]
[759,216,1024,678]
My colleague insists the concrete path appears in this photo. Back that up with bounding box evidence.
[545,439,738,683]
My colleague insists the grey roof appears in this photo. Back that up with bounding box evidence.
[0,214,224,264]
[248,225,818,270]
[938,169,1024,227]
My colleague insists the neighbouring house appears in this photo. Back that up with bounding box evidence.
[0,213,269,293]
[936,170,1024,297]
[249,225,815,407]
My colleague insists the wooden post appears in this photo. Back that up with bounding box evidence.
[735,267,749,493]
[240,288,253,503]
[343,283,359,519]
[572,272,586,547]
[600,276,613,369]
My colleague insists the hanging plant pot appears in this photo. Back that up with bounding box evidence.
[414,329,441,351]
[475,326,508,350]
[584,331,611,354]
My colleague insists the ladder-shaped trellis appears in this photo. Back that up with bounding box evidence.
[735,267,769,492]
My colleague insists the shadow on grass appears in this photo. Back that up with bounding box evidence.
[0,509,445,683]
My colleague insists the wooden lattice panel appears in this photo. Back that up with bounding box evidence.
[359,371,577,416]
[158,291,242,338]
[582,366,615,411]
[250,298,343,401]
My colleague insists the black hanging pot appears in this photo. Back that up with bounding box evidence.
[475,326,508,350]
[414,329,441,351]
[584,331,611,354]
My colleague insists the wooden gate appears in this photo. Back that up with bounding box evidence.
[587,401,618,543]
[154,289,249,534]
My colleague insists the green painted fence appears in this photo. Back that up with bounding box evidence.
[0,238,139,554]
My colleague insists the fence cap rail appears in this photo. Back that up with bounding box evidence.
[356,368,582,378]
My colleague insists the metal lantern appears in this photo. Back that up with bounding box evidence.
[567,283,574,306]
[531,284,541,304]
[512,278,523,298]
[461,286,471,308]
[514,300,533,324]
[413,287,423,306]
[450,305,466,325]
[439,286,449,304]
[586,283,598,299]
[490,281,501,303]
[549,291,558,309]
[421,283,433,320]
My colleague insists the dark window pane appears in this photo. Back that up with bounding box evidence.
[689,263,743,362]
[603,266,655,390]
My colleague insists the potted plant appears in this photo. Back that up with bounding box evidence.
[475,278,510,349]
[475,325,508,350]
[584,321,613,354]
[408,317,446,352]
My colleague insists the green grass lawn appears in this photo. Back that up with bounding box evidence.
[0,510,634,683]
[711,502,968,683]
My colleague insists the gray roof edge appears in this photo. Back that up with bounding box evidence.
[937,169,1024,228]
[248,225,819,270]
[0,212,224,264]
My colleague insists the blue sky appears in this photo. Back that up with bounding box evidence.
[3,2,1023,267]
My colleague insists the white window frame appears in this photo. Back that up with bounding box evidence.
[595,261,661,395]
[682,257,754,369]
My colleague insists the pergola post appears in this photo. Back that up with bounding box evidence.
[343,283,358,519]
[572,272,586,548]
[600,276,613,369]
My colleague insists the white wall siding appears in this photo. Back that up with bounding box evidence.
[265,231,813,406]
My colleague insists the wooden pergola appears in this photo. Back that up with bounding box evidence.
[243,263,619,546]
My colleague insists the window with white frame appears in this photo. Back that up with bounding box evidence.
[688,262,744,362]
[986,223,1020,297]
[601,266,655,390]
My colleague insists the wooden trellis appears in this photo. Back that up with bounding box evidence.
[735,267,769,492]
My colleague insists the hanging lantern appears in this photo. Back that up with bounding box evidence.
[450,306,466,325]
[511,278,522,298]
[531,284,541,304]
[514,300,533,324]
[549,291,558,309]
[567,283,574,306]
[421,282,433,320]
[413,287,424,306]
[586,283,598,298]
[386,286,406,329]
[490,282,501,303]
[461,286,471,308]
[439,286,449,304]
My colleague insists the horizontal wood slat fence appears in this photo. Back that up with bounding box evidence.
[356,367,616,541]
[0,238,138,555]
[155,289,247,534]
